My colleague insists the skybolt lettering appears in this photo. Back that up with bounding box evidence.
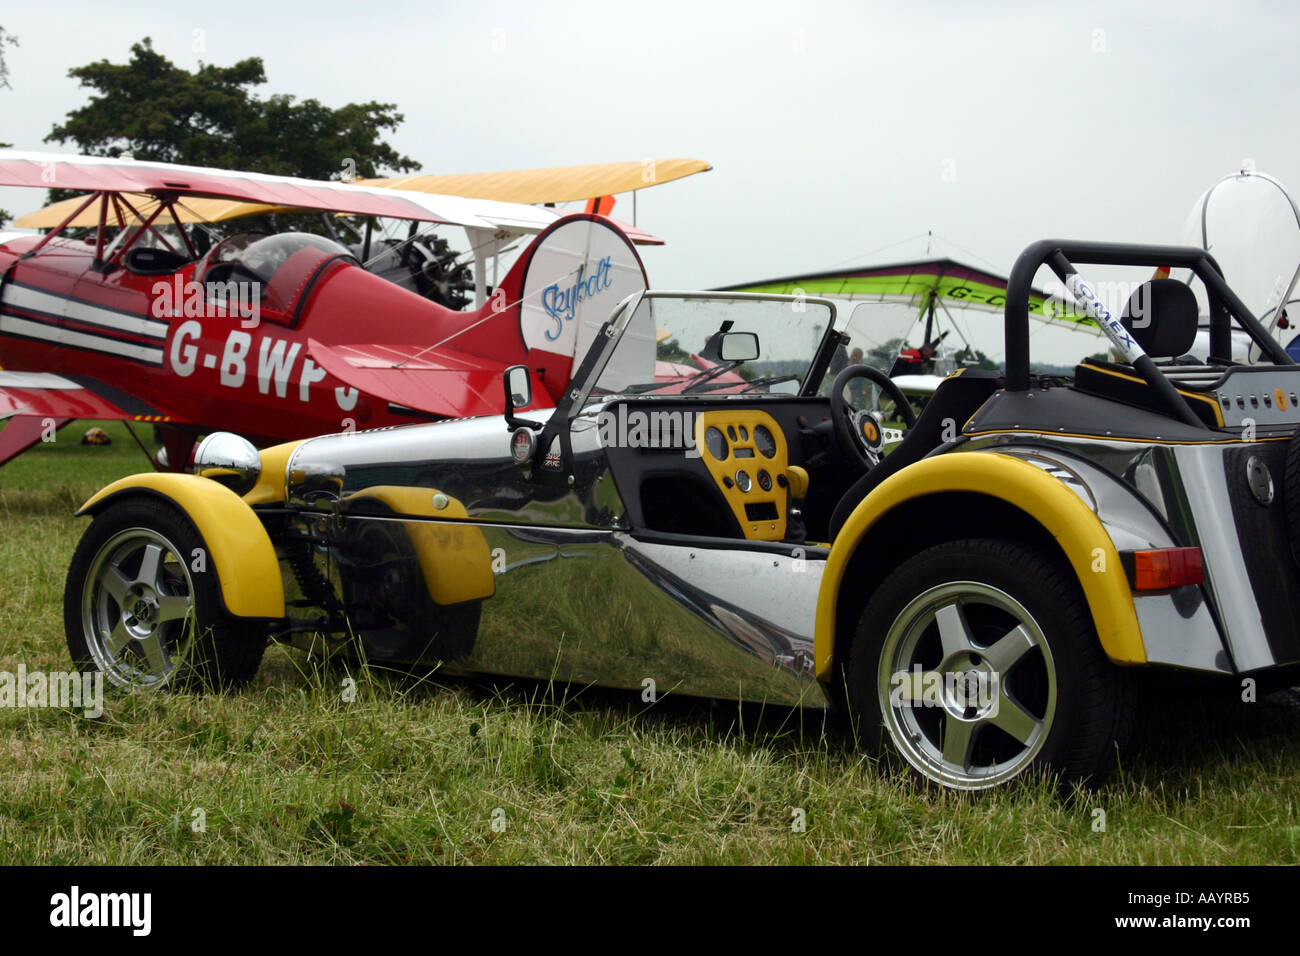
[541,256,613,340]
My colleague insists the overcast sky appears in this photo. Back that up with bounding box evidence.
[2,1,1298,359]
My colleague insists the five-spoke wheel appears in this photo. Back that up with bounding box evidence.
[81,528,196,688]
[848,538,1134,790]
[66,496,267,691]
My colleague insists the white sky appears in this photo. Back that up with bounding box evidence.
[2,0,1298,363]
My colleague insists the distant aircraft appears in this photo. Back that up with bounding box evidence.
[0,151,687,468]
[718,257,1069,395]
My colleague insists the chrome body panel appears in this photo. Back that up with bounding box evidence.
[963,434,1286,673]
[277,406,827,706]
[286,408,627,529]
[442,527,826,707]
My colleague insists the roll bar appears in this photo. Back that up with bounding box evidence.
[1004,240,1293,426]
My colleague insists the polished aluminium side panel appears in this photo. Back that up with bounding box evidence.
[282,409,827,706]
[964,434,1273,672]
[443,525,826,707]
[286,408,625,528]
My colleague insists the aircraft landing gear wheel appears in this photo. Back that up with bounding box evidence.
[65,497,267,692]
[846,538,1135,790]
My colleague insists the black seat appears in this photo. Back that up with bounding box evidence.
[828,369,1001,539]
[1120,278,1199,359]
[1072,278,1222,426]
[123,246,194,275]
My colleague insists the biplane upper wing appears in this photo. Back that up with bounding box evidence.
[367,158,712,204]
[0,149,458,224]
[12,155,692,244]
[307,340,556,421]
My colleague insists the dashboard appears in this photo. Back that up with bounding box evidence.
[693,409,790,541]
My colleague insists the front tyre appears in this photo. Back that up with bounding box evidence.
[846,538,1134,790]
[65,496,267,692]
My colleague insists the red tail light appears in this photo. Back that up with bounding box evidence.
[1128,547,1204,591]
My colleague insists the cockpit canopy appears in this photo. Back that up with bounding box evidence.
[199,232,359,321]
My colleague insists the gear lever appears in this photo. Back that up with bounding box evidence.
[782,465,810,544]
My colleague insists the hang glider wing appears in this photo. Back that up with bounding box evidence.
[307,340,556,421]
[718,257,1080,325]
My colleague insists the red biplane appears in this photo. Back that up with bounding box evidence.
[0,151,672,468]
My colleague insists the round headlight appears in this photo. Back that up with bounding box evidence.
[193,432,261,496]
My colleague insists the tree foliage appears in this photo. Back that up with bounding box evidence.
[0,26,16,225]
[45,38,418,181]
[0,25,16,89]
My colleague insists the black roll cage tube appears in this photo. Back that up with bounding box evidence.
[1004,240,1293,427]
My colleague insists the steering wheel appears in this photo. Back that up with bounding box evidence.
[829,364,918,470]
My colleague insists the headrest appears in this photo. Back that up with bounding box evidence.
[1120,278,1199,358]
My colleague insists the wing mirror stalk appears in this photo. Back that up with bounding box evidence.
[504,365,543,431]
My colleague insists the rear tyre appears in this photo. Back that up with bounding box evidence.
[65,497,267,692]
[846,538,1134,790]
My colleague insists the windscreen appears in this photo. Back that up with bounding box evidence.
[1180,173,1300,328]
[588,295,835,402]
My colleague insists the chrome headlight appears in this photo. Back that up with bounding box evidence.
[193,432,261,496]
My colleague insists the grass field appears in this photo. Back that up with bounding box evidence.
[2,419,1299,864]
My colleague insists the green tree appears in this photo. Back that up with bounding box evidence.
[41,38,419,237]
[0,26,17,226]
[47,38,417,177]
[0,25,15,89]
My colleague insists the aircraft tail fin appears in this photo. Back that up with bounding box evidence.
[448,213,649,403]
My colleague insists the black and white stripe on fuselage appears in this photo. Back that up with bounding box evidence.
[0,280,167,366]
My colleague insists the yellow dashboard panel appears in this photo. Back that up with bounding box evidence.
[693,409,789,541]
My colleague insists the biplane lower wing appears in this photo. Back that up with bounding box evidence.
[308,340,555,421]
[0,371,187,466]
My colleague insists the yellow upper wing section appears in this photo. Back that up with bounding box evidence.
[15,158,712,229]
[370,158,711,204]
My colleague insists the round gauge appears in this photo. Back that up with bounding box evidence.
[735,469,752,492]
[704,426,728,460]
[753,425,777,458]
[757,469,772,492]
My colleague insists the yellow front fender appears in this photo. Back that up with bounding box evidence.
[345,486,496,605]
[815,452,1145,681]
[77,474,285,619]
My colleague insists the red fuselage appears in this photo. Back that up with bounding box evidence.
[0,233,542,443]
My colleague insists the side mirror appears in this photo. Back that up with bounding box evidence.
[719,331,760,362]
[505,365,532,409]
[504,364,541,431]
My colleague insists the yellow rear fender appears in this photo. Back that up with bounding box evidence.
[815,453,1145,681]
[344,486,496,606]
[77,473,285,619]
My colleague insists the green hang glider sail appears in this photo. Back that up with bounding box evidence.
[717,257,1089,326]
